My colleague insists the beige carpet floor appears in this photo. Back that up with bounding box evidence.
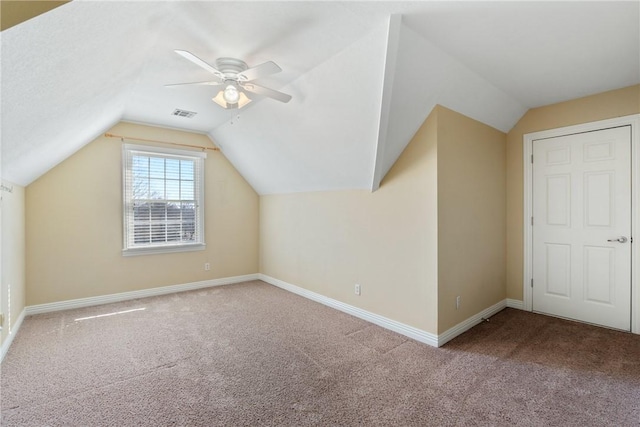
[1,280,639,426]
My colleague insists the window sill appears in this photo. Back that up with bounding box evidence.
[122,243,206,257]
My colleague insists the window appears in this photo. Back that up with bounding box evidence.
[122,144,205,255]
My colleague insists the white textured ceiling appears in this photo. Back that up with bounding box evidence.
[2,1,639,194]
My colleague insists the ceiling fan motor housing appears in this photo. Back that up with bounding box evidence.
[215,57,249,81]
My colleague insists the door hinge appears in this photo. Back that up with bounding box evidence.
[531,154,534,164]
[531,278,534,288]
[531,216,534,226]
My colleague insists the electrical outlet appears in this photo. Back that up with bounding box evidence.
[456,296,461,310]
[355,284,361,296]
[204,262,211,271]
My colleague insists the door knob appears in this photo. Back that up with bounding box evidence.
[607,236,628,243]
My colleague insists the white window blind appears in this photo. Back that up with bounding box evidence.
[123,144,205,255]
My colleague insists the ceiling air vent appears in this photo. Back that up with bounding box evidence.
[172,109,197,118]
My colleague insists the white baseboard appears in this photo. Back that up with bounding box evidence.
[437,299,507,347]
[259,274,512,348]
[507,299,525,310]
[1,308,26,363]
[260,274,442,346]
[25,273,260,315]
[11,273,512,358]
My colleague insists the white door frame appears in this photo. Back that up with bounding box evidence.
[523,114,640,334]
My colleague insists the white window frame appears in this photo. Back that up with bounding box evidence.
[122,143,206,256]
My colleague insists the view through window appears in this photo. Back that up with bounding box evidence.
[123,144,205,255]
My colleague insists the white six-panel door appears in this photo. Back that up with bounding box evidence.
[532,126,632,330]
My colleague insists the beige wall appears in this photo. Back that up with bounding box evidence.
[1,181,26,347]
[12,85,639,340]
[506,84,640,300]
[261,106,507,335]
[437,106,506,333]
[26,122,259,305]
[260,109,440,333]
[1,1,70,31]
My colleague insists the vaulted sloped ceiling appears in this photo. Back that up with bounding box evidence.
[2,1,639,194]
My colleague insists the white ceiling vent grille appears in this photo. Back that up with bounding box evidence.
[172,109,197,118]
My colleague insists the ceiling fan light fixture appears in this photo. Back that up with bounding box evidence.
[223,84,240,104]
[238,91,252,108]
[213,86,252,110]
[212,91,228,108]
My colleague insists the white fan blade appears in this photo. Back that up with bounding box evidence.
[174,50,225,82]
[241,83,291,103]
[237,61,282,82]
[165,81,223,87]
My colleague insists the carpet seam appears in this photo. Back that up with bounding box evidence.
[3,356,193,413]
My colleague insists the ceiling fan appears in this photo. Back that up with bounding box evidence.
[167,50,292,109]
